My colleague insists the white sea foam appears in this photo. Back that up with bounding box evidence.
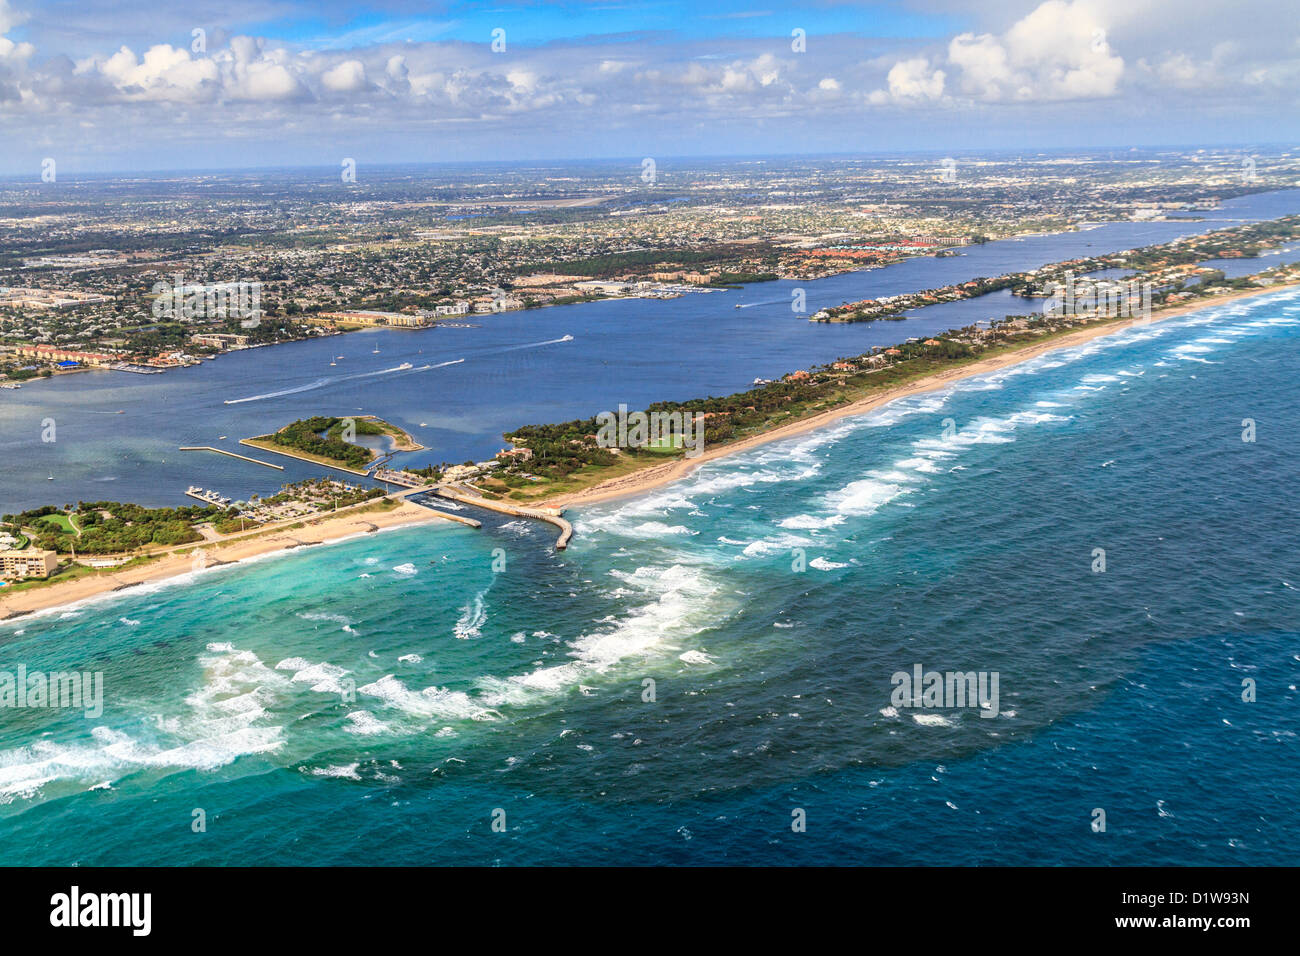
[358,674,498,721]
[630,522,696,536]
[912,713,954,727]
[343,711,390,735]
[678,650,714,665]
[777,513,846,530]
[310,763,362,780]
[281,660,350,695]
[809,557,848,570]
[827,477,910,516]
[0,642,294,801]
[480,564,723,705]
[741,532,813,557]
[454,591,488,640]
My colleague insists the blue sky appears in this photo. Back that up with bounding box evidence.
[0,0,1296,174]
[268,2,965,47]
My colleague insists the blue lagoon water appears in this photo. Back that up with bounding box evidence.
[1,286,1297,865]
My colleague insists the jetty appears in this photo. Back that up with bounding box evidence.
[179,446,284,470]
[404,497,483,529]
[431,485,572,550]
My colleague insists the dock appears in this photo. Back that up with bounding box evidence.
[179,446,285,470]
[185,486,232,507]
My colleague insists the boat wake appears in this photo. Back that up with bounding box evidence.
[224,359,463,404]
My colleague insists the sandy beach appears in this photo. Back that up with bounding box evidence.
[543,282,1299,509]
[0,501,449,621]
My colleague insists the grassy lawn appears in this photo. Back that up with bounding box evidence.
[643,436,688,453]
[498,454,678,503]
[35,513,78,535]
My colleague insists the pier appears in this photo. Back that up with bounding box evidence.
[179,446,285,470]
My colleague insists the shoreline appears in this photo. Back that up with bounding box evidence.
[4,282,1294,619]
[0,501,452,623]
[542,282,1298,510]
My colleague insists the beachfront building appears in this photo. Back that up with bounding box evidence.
[310,311,432,328]
[190,332,251,350]
[6,345,120,367]
[0,549,58,580]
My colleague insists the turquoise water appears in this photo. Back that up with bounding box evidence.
[2,289,1298,865]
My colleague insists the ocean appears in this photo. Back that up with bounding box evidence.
[1,286,1296,865]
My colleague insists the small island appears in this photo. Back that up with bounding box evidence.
[242,415,424,473]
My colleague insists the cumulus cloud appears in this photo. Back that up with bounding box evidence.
[0,0,32,64]
[870,1,1124,104]
[953,0,1123,100]
[870,57,946,104]
[96,45,219,102]
[320,59,367,93]
[0,0,1296,162]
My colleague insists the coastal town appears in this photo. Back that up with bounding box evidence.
[3,148,1296,382]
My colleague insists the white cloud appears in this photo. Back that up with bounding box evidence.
[320,59,367,93]
[870,57,946,104]
[0,0,33,65]
[946,0,1124,101]
[98,45,219,102]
